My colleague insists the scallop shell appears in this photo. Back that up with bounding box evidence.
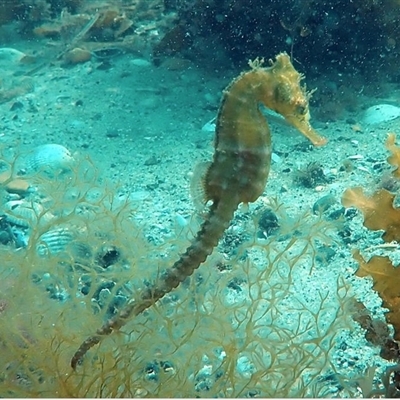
[19,144,74,177]
[0,47,31,70]
[0,47,26,63]
[3,199,55,228]
[362,104,400,125]
[36,227,75,256]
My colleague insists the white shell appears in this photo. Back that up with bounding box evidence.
[0,47,26,62]
[362,104,400,125]
[18,144,74,176]
[0,47,27,70]
[130,58,151,67]
[201,117,216,133]
[36,227,75,256]
[3,199,55,228]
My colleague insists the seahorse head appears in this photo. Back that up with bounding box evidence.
[267,53,327,146]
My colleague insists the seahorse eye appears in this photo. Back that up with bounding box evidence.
[296,104,307,115]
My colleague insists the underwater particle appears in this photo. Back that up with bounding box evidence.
[257,208,279,237]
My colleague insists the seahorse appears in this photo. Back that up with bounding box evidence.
[71,52,327,369]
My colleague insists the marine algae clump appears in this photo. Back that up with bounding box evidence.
[0,55,354,397]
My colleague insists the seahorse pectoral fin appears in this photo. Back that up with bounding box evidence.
[285,114,327,147]
[190,161,212,212]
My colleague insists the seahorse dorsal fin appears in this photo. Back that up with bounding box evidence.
[248,57,264,69]
[190,161,212,212]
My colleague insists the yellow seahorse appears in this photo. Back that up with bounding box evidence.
[71,52,326,368]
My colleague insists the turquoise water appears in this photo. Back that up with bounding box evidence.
[0,1,399,397]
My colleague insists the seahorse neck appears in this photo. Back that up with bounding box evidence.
[215,69,276,145]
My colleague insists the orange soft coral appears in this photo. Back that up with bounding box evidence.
[342,187,400,242]
[353,250,400,341]
[343,133,400,342]
[342,133,400,242]
[386,132,400,178]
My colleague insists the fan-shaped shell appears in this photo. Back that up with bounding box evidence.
[18,144,74,177]
[3,199,55,228]
[36,227,75,256]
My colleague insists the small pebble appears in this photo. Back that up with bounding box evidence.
[313,194,336,214]
[130,58,152,67]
